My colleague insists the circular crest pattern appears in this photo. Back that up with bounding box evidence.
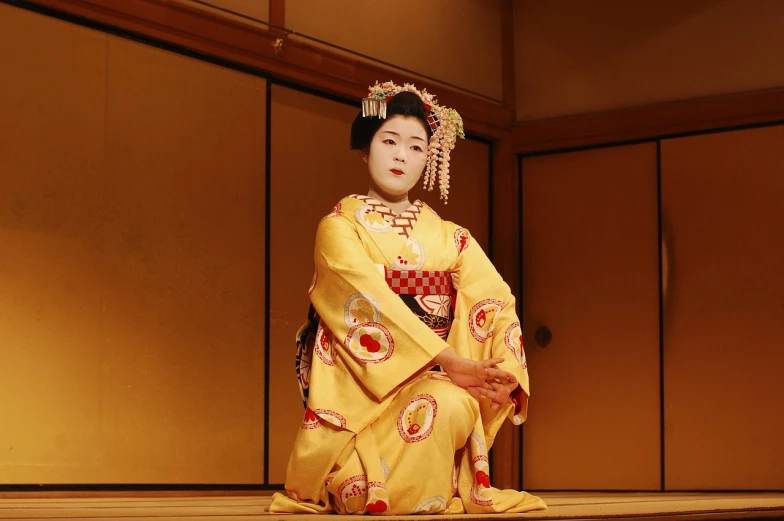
[355,204,392,232]
[468,299,504,342]
[301,407,320,430]
[415,496,447,514]
[454,228,470,254]
[365,482,389,514]
[337,474,367,514]
[315,408,347,429]
[504,321,524,363]
[470,454,493,506]
[470,431,488,457]
[397,394,438,443]
[345,322,394,364]
[392,238,425,270]
[315,322,336,366]
[329,202,342,217]
[344,293,381,328]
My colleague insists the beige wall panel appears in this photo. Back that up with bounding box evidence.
[286,0,504,100]
[515,0,784,120]
[0,3,267,483]
[100,37,266,484]
[662,126,784,490]
[0,4,108,484]
[416,138,491,252]
[522,143,660,489]
[170,0,270,24]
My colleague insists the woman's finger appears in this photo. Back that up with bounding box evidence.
[482,387,502,402]
[489,380,503,390]
[485,368,515,382]
[466,387,483,400]
[471,383,493,395]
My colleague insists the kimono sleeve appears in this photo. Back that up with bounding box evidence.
[450,228,531,424]
[309,214,449,401]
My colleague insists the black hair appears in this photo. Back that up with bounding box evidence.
[349,91,433,150]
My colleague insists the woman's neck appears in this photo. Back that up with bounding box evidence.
[367,188,411,215]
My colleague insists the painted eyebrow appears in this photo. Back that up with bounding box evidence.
[380,130,426,143]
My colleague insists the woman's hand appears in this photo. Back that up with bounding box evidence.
[434,347,517,411]
[487,373,519,412]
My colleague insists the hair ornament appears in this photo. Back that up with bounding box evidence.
[361,81,465,202]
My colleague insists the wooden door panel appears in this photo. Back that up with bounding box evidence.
[521,143,660,490]
[662,125,784,490]
[0,5,267,483]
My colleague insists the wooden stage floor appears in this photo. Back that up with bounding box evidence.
[1,492,784,520]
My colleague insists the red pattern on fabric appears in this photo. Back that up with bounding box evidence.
[468,299,504,343]
[397,394,438,443]
[470,454,493,506]
[352,195,423,238]
[454,228,470,253]
[314,408,347,428]
[385,269,452,295]
[345,322,395,364]
[366,500,388,513]
[301,407,321,430]
[315,321,336,366]
[337,474,367,514]
[366,480,389,514]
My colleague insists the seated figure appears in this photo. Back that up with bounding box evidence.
[270,81,547,515]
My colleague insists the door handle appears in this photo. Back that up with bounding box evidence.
[534,325,552,348]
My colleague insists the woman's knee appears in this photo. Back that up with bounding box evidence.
[401,376,479,440]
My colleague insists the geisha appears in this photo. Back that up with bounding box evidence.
[270,82,546,515]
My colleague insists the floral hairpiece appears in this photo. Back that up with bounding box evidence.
[361,81,465,203]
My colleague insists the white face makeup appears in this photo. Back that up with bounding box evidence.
[365,115,429,206]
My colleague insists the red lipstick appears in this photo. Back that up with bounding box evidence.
[390,169,404,176]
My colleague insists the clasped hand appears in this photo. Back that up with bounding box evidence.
[434,347,518,412]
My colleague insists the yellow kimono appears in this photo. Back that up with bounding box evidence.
[271,195,546,515]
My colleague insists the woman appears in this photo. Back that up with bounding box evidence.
[270,82,546,515]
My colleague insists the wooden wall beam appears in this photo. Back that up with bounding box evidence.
[22,0,784,151]
[268,0,284,35]
[21,0,513,138]
[513,88,784,154]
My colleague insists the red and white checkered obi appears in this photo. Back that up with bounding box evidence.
[383,269,454,340]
